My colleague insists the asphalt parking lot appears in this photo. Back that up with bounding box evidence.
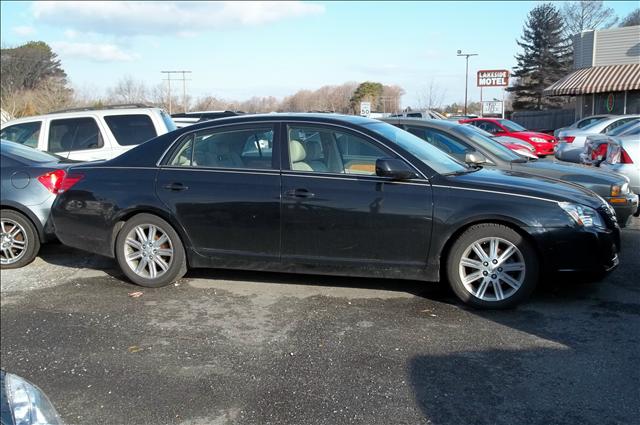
[1,218,639,425]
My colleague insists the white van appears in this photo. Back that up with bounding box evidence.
[0,105,176,161]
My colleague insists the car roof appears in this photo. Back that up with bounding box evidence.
[380,117,462,131]
[182,112,381,131]
[1,107,163,126]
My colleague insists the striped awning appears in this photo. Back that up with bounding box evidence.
[544,63,640,96]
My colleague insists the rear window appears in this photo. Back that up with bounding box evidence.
[104,114,158,146]
[1,141,61,163]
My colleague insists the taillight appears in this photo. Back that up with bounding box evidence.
[620,148,634,164]
[562,136,575,143]
[37,170,83,194]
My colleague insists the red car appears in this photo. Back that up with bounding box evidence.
[460,118,557,156]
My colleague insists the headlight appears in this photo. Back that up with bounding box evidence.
[559,202,605,228]
[611,183,629,197]
[3,372,63,425]
[529,137,547,144]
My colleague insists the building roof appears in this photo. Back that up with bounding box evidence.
[544,63,640,96]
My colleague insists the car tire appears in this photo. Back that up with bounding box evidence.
[0,209,40,269]
[446,223,538,309]
[115,213,187,287]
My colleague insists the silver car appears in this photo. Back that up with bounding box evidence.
[600,135,640,207]
[554,114,612,138]
[555,115,639,163]
[1,141,80,268]
[580,121,640,165]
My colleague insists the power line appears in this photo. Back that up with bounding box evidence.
[161,70,192,114]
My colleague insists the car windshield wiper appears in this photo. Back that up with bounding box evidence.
[442,165,482,176]
[510,158,528,163]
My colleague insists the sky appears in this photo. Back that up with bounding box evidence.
[1,1,637,108]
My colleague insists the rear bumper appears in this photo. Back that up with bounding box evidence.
[529,225,620,275]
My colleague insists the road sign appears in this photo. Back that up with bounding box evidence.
[360,102,371,117]
[477,70,510,87]
[482,101,503,116]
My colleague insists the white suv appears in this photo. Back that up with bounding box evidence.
[0,105,176,161]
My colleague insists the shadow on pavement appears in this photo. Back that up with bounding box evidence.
[407,227,640,425]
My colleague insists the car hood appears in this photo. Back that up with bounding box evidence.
[514,131,554,141]
[514,159,628,186]
[440,167,605,209]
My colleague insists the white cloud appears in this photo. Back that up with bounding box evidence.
[51,41,139,62]
[12,26,36,36]
[32,1,324,36]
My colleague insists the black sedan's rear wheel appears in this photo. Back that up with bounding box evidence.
[447,223,539,309]
[0,209,40,269]
[115,214,187,287]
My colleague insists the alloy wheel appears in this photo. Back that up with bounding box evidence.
[0,219,28,265]
[123,224,174,279]
[458,237,526,301]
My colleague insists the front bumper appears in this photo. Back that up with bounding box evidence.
[533,143,556,156]
[529,224,620,275]
[606,193,639,227]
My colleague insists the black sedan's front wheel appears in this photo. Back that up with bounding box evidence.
[115,214,187,287]
[447,223,539,309]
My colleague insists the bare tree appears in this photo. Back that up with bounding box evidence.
[619,8,640,27]
[416,79,447,111]
[562,1,618,38]
[107,75,149,104]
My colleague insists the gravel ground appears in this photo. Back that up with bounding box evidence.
[1,217,639,425]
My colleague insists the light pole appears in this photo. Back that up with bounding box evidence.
[457,50,478,115]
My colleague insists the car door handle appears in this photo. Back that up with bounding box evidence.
[163,182,189,191]
[284,188,315,199]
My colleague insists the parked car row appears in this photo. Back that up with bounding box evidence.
[1,110,635,310]
[554,115,639,163]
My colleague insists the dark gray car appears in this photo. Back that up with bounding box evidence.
[1,141,80,268]
[382,118,639,227]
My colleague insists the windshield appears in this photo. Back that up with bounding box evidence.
[364,122,467,175]
[456,126,523,161]
[499,119,527,132]
[1,140,63,163]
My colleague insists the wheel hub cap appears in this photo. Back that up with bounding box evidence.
[0,219,28,265]
[458,237,526,302]
[124,224,174,279]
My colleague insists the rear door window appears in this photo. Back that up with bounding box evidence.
[168,125,275,170]
[104,114,158,146]
[48,117,104,153]
[0,121,42,148]
[604,118,637,134]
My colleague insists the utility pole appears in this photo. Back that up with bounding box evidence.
[456,50,478,115]
[161,70,192,114]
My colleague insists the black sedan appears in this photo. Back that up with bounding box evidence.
[382,118,638,227]
[51,114,620,309]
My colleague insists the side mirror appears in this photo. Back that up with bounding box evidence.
[375,158,419,180]
[464,151,487,165]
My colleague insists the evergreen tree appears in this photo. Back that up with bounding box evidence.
[507,3,571,110]
[349,82,383,113]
